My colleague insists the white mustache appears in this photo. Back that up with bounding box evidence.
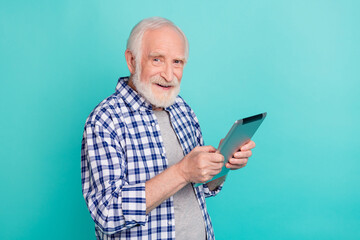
[150,75,179,87]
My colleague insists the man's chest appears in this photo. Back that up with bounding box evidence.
[117,110,199,184]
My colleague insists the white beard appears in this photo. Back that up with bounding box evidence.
[132,69,180,108]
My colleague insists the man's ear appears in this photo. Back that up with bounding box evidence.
[125,49,136,74]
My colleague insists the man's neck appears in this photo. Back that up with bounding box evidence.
[127,76,137,92]
[152,106,164,111]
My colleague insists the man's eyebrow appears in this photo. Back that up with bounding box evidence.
[175,56,186,62]
[149,52,186,61]
[149,52,164,57]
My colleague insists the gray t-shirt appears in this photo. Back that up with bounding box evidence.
[154,110,206,240]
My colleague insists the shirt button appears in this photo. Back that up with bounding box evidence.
[168,220,172,225]
[151,122,155,127]
[161,153,165,157]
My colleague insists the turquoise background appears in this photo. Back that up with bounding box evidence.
[1,1,359,239]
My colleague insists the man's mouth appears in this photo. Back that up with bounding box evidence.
[155,83,173,89]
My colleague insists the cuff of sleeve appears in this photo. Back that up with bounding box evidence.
[201,181,225,197]
[121,182,147,227]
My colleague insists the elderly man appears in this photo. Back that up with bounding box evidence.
[81,17,255,240]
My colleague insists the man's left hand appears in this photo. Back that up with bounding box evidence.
[225,140,256,170]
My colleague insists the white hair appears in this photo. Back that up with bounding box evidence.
[126,17,189,64]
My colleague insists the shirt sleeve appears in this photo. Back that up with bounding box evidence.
[81,120,147,235]
[201,181,225,198]
[189,108,225,197]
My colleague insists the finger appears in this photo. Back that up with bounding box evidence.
[209,166,223,176]
[203,152,224,163]
[198,145,217,153]
[228,157,248,165]
[209,161,224,170]
[200,169,217,180]
[241,140,256,151]
[226,162,247,170]
[233,150,252,159]
[211,153,224,163]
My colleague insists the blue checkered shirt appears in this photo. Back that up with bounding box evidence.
[81,77,222,239]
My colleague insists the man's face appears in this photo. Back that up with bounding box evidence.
[132,26,186,108]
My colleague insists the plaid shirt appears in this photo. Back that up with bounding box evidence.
[81,77,222,240]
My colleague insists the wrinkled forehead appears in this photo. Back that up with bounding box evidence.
[141,26,186,57]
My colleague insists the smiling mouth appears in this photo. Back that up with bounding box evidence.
[156,83,173,89]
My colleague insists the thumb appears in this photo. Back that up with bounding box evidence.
[197,145,217,153]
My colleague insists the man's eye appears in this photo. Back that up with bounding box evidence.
[153,58,160,62]
[174,60,183,65]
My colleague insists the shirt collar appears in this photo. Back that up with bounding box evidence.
[115,76,153,112]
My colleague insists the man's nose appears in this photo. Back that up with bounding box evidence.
[160,62,174,82]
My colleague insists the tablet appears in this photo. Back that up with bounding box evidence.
[194,112,267,187]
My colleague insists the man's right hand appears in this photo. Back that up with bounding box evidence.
[145,145,224,213]
[176,146,224,184]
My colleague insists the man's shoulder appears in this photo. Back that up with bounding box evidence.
[172,95,194,113]
[171,95,200,123]
[85,93,128,127]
